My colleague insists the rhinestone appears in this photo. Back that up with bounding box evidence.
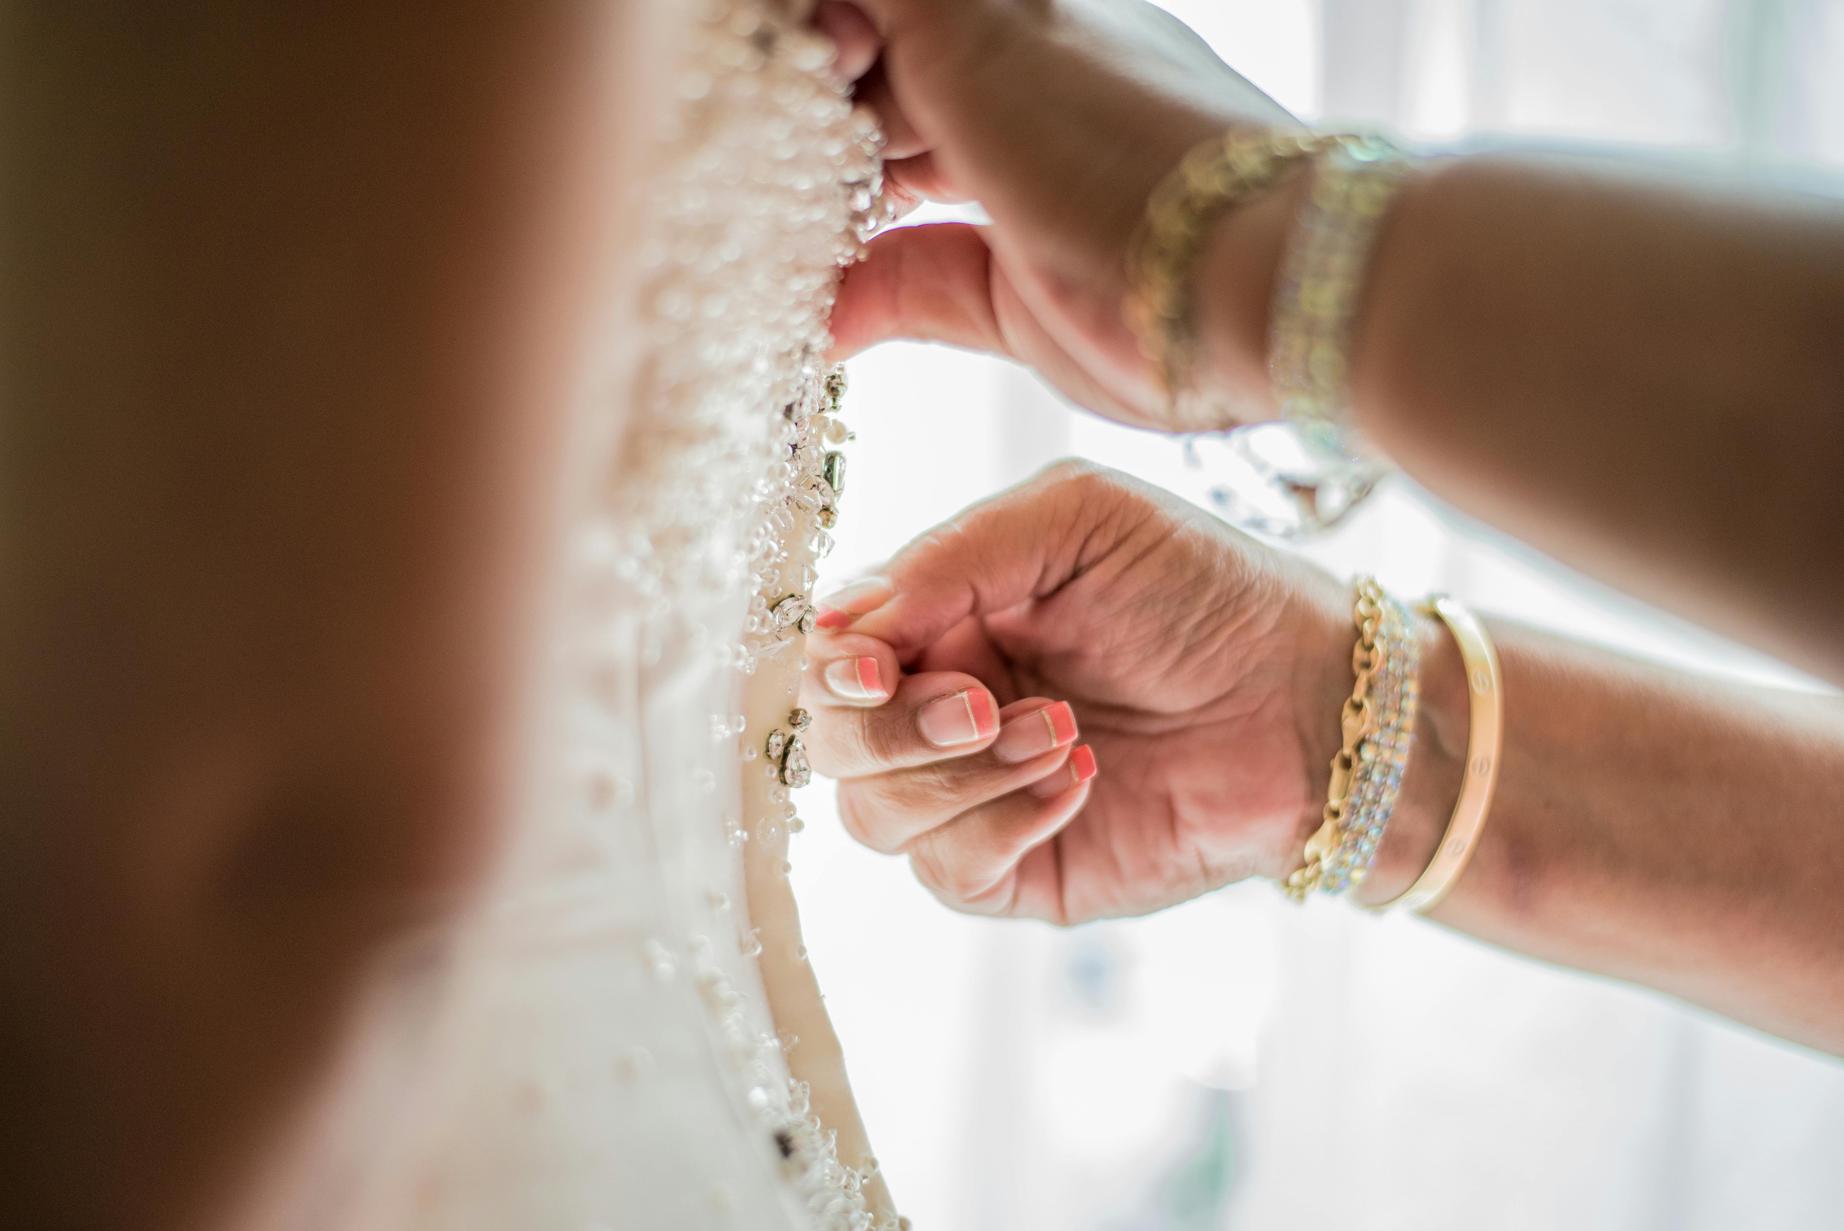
[780,736,812,788]
[771,593,809,629]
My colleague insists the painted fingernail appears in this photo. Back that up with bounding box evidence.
[823,656,887,701]
[916,688,999,748]
[1030,744,1098,798]
[992,701,1078,764]
[815,576,894,630]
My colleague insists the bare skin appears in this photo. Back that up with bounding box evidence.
[827,0,1844,676]
[3,0,1839,1225]
[803,0,1844,1053]
[801,464,1844,1056]
[1,6,641,1227]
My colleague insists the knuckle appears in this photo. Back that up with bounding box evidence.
[850,705,910,769]
[837,786,902,856]
[818,704,889,773]
[882,759,969,820]
[1030,459,1147,527]
[909,837,989,905]
[907,846,961,904]
[1034,456,1116,498]
[846,769,949,847]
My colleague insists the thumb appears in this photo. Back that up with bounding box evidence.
[828,222,1013,362]
[823,463,1129,658]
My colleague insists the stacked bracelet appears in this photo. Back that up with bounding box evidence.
[1125,130,1345,427]
[1129,128,1414,537]
[1268,135,1412,448]
[1283,577,1419,901]
[1320,593,1419,894]
[1284,585,1504,912]
[1126,130,1412,437]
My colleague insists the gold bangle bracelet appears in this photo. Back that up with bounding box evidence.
[1283,576,1387,901]
[1379,595,1502,914]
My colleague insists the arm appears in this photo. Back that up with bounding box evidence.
[801,464,1844,1055]
[1202,154,1844,680]
[830,0,1844,681]
[1330,608,1844,1053]
[0,6,637,1226]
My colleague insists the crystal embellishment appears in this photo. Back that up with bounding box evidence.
[766,709,816,788]
[771,594,810,630]
[781,739,811,789]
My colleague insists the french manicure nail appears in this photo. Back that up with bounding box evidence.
[992,701,1078,763]
[1030,744,1098,798]
[916,688,998,748]
[823,656,887,701]
[815,576,894,629]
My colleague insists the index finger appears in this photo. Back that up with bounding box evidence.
[818,461,1135,657]
[828,222,1011,362]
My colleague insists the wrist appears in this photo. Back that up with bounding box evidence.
[1275,584,1468,898]
[1349,603,1467,907]
[1341,153,1452,449]
[1271,566,1362,881]
[1190,148,1450,438]
[1189,163,1311,424]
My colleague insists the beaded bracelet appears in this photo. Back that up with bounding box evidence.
[1268,135,1413,447]
[1320,594,1419,893]
[1125,130,1345,428]
[1126,130,1413,436]
[1283,577,1419,901]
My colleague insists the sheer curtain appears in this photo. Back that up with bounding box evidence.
[793,3,1844,1228]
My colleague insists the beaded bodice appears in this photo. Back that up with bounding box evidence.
[344,3,895,1227]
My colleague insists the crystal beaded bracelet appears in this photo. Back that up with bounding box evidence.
[1284,577,1420,901]
[1320,593,1419,894]
[1268,134,1413,450]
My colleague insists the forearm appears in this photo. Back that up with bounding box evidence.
[1361,156,1844,680]
[1347,613,1844,1054]
[1204,153,1844,680]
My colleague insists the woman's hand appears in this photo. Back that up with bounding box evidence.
[797,461,1348,922]
[823,0,1298,430]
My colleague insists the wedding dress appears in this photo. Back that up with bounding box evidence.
[335,2,903,1227]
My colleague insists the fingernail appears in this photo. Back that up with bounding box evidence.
[815,576,894,630]
[1030,744,1098,798]
[916,688,998,748]
[992,701,1078,764]
[823,656,887,701]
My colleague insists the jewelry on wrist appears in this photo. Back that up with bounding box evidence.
[1377,595,1503,914]
[1126,129,1343,428]
[1138,130,1413,538]
[1320,593,1419,894]
[1283,577,1419,901]
[1268,135,1413,450]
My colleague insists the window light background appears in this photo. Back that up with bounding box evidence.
[790,3,1844,1228]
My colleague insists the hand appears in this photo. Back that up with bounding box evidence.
[797,461,1349,922]
[823,0,1300,431]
